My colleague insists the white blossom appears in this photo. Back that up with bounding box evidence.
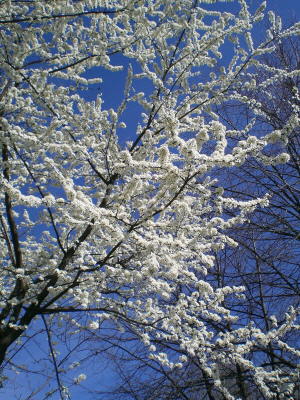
[0,0,299,397]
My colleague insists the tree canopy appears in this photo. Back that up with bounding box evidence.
[0,1,299,398]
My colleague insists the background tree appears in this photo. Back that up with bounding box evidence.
[0,1,299,399]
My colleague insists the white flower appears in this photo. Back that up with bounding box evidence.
[276,153,290,164]
[74,373,87,384]
[88,321,99,330]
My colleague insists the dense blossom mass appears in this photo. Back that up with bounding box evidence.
[0,0,299,398]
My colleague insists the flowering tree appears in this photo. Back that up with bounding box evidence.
[98,34,300,400]
[0,0,299,398]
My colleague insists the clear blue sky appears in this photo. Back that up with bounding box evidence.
[1,1,299,399]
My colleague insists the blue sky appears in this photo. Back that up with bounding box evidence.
[72,2,300,397]
[1,0,299,399]
[81,0,300,148]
